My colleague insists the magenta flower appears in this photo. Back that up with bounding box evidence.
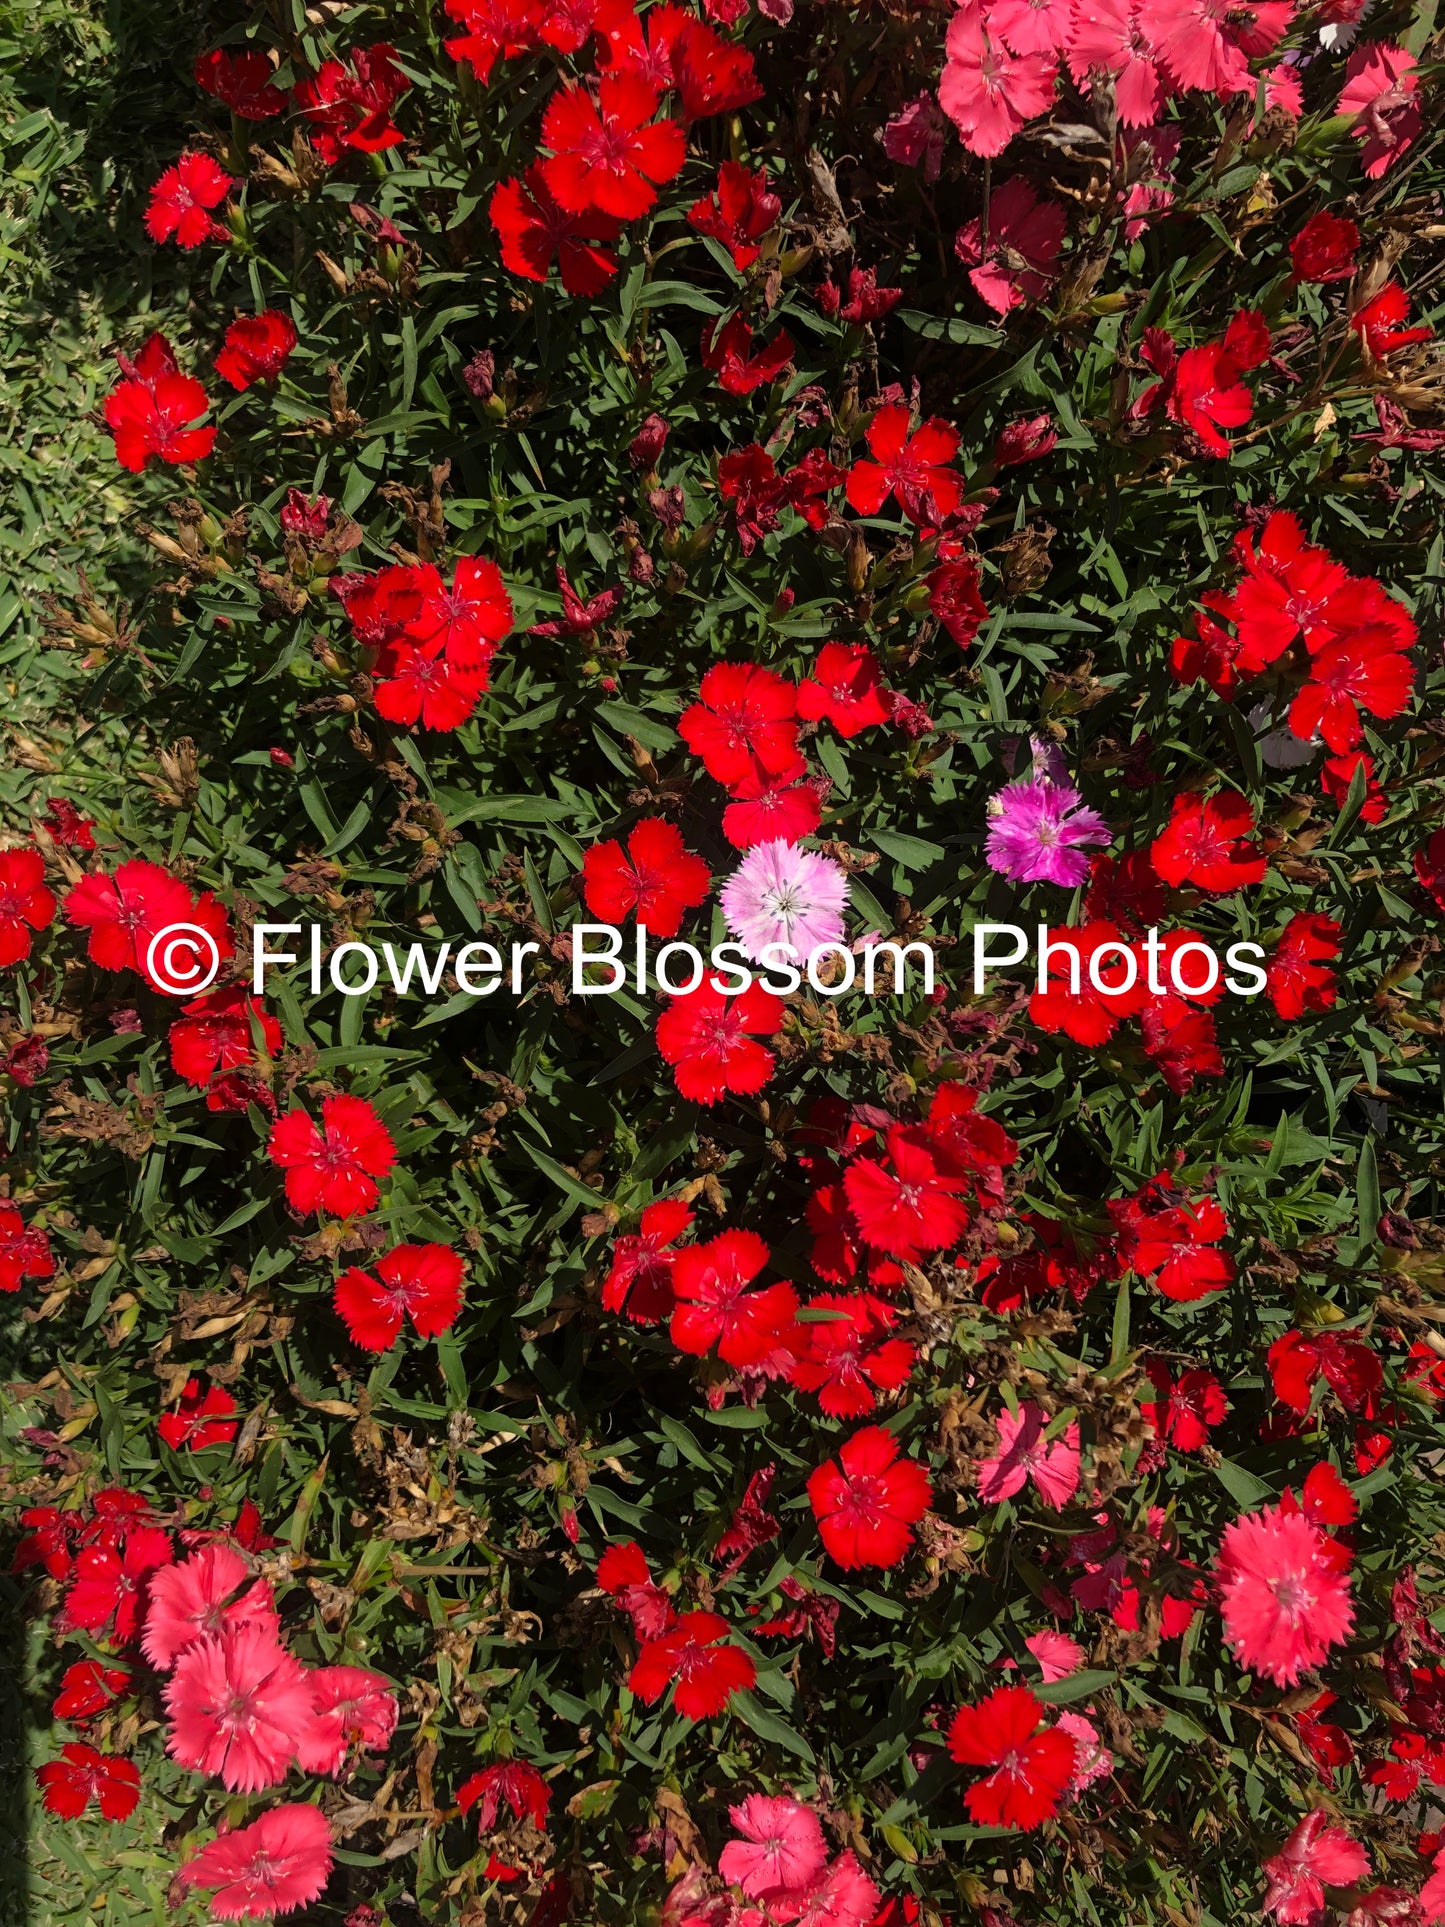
[984,750,1110,887]
[721,840,849,964]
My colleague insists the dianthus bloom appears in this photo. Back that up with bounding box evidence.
[1262,1809,1370,1924]
[294,44,411,165]
[718,1795,827,1899]
[102,334,216,472]
[215,310,298,390]
[985,774,1110,886]
[180,1805,334,1920]
[1216,1505,1355,1686]
[1289,210,1360,283]
[582,818,710,937]
[602,1197,694,1324]
[35,1743,140,1822]
[976,1401,1080,1509]
[954,176,1064,315]
[1266,913,1341,1020]
[808,1424,932,1569]
[159,1378,239,1452]
[720,840,849,964]
[679,662,799,785]
[1150,790,1267,893]
[0,1202,55,1294]
[334,1242,465,1350]
[490,165,624,297]
[938,13,1058,158]
[195,48,287,118]
[456,1758,551,1830]
[670,1229,798,1369]
[655,980,785,1105]
[267,1094,396,1217]
[947,1685,1076,1830]
[295,1667,398,1775]
[1337,41,1420,177]
[143,1543,279,1671]
[165,1624,314,1792]
[0,846,57,965]
[846,404,962,525]
[540,74,685,219]
[628,1610,756,1719]
[796,641,891,737]
[64,856,231,987]
[144,152,234,249]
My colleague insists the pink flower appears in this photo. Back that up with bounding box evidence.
[165,1624,314,1792]
[1056,1709,1113,1792]
[990,0,1074,55]
[790,1851,880,1926]
[180,1805,333,1920]
[143,1543,279,1670]
[1216,1505,1354,1686]
[1337,42,1421,177]
[720,840,850,964]
[881,92,949,181]
[296,1666,398,1774]
[939,15,1057,159]
[718,1794,827,1898]
[1262,1810,1371,1924]
[1025,1628,1085,1682]
[954,176,1065,315]
[977,1402,1081,1509]
[1067,0,1163,125]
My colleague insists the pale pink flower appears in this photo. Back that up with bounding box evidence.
[295,1665,399,1774]
[165,1623,314,1792]
[143,1544,279,1671]
[881,92,949,181]
[721,840,849,964]
[955,177,1066,316]
[1338,42,1421,177]
[180,1805,333,1920]
[1025,1628,1086,1682]
[977,1402,1081,1509]
[719,1795,827,1898]
[939,14,1058,158]
[988,0,1074,55]
[1057,1710,1113,1792]
[1216,1506,1354,1686]
[1067,0,1164,124]
[1262,1810,1371,1924]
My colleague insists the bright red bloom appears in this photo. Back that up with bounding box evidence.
[444,0,545,79]
[268,1094,397,1218]
[1142,1364,1227,1451]
[53,1660,130,1722]
[1269,1326,1382,1415]
[0,1199,54,1295]
[59,1527,174,1645]
[1217,1505,1355,1687]
[334,1242,465,1350]
[594,0,761,118]
[844,1128,969,1261]
[1135,312,1268,458]
[103,333,215,472]
[405,558,511,667]
[1352,281,1432,359]
[180,1804,334,1919]
[702,314,796,396]
[1028,922,1148,1047]
[722,764,823,850]
[295,1667,398,1775]
[603,1197,693,1324]
[597,1539,675,1638]
[195,48,287,117]
[374,646,490,732]
[786,1292,915,1418]
[166,1623,313,1792]
[215,309,297,390]
[457,1759,552,1830]
[796,642,891,738]
[679,662,798,785]
[65,856,231,989]
[670,1229,798,1369]
[582,818,710,938]
[1229,511,1351,665]
[628,1610,756,1719]
[1290,210,1360,284]
[1321,751,1386,824]
[294,45,412,164]
[1110,1175,1234,1302]
[688,162,781,271]
[1266,914,1341,1021]
[807,1424,932,1570]
[14,1506,76,1579]
[36,1743,140,1822]
[0,846,56,965]
[1289,631,1416,752]
[160,1378,239,1451]
[655,979,785,1105]
[169,985,281,1098]
[145,152,234,249]
[490,166,623,297]
[1150,791,1266,894]
[1140,997,1224,1096]
[846,405,962,525]
[947,1685,1076,1830]
[540,74,684,220]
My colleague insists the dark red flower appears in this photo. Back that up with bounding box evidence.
[215,310,298,390]
[808,1424,932,1570]
[847,405,962,525]
[194,49,287,118]
[1266,914,1341,1020]
[796,642,891,738]
[0,1202,54,1296]
[489,166,623,297]
[1417,830,1445,913]
[602,1197,694,1324]
[679,662,798,786]
[581,818,710,938]
[628,1610,756,1720]
[994,414,1059,465]
[540,74,684,220]
[53,1660,131,1723]
[35,1744,140,1822]
[702,314,796,396]
[529,565,624,639]
[1142,1364,1227,1451]
[839,265,903,323]
[144,152,234,249]
[1150,791,1266,893]
[1140,997,1224,1096]
[103,334,215,472]
[295,45,412,165]
[753,1575,840,1656]
[159,1378,239,1452]
[715,1466,781,1575]
[928,554,988,647]
[688,162,781,271]
[1268,1327,1382,1415]
[1321,751,1387,824]
[457,1760,551,1831]
[1290,210,1361,283]
[268,1094,397,1218]
[0,846,56,966]
[334,1243,465,1350]
[947,1685,1076,1831]
[41,799,96,850]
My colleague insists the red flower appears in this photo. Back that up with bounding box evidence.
[628,1610,756,1719]
[1140,998,1224,1096]
[1028,922,1148,1047]
[1150,791,1266,894]
[144,152,234,249]
[334,1243,465,1350]
[1352,282,1433,359]
[1228,511,1351,667]
[59,1528,173,1644]
[807,1423,932,1570]
[1109,1175,1234,1302]
[540,74,684,220]
[582,818,710,938]
[268,1094,397,1218]
[1294,1691,1353,1783]
[528,565,624,639]
[1266,914,1342,1021]
[715,1466,781,1575]
[14,1506,76,1579]
[597,1540,675,1638]
[64,858,232,991]
[41,799,97,850]
[0,846,56,965]
[489,166,623,297]
[53,1660,130,1723]
[722,765,823,850]
[947,1685,1076,1831]
[215,310,298,390]
[295,44,412,165]
[844,1128,969,1261]
[928,554,988,648]
[594,1,761,118]
[785,1292,915,1418]
[656,979,785,1106]
[374,647,490,732]
[457,1760,552,1831]
[602,1197,694,1323]
[1268,1327,1382,1415]
[195,48,287,117]
[679,662,799,786]
[1289,631,1415,753]
[444,0,545,80]
[1321,752,1386,824]
[1416,829,1445,913]
[1142,1364,1227,1451]
[169,985,281,1098]
[1290,210,1360,284]
[1135,311,1268,457]
[796,643,891,738]
[702,314,796,396]
[670,1230,798,1369]
[846,405,962,525]
[35,1743,140,1822]
[0,1202,55,1294]
[103,333,215,472]
[687,162,781,270]
[159,1378,239,1452]
[389,557,513,664]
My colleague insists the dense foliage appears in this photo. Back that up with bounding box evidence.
[4,0,1445,1925]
